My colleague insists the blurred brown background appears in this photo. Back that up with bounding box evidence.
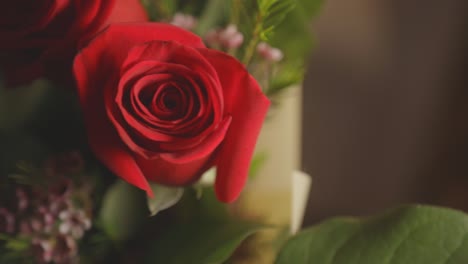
[302,0,468,224]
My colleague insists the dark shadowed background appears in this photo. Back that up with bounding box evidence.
[302,0,468,224]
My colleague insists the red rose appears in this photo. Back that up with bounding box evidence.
[74,23,270,202]
[0,0,147,86]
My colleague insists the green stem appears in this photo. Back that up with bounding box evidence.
[231,0,241,25]
[242,13,262,66]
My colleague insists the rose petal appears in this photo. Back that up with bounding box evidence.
[78,23,205,58]
[74,41,152,197]
[135,154,213,186]
[119,40,224,131]
[72,0,115,35]
[75,23,205,92]
[77,92,153,197]
[199,49,270,203]
[75,23,205,103]
[113,64,189,141]
[117,61,214,135]
[160,116,231,164]
[110,55,223,157]
[105,0,149,26]
[121,40,216,82]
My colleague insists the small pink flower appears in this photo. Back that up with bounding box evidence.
[219,25,244,49]
[170,13,197,31]
[58,209,92,239]
[257,42,284,62]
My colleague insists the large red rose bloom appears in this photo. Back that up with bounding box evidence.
[74,23,270,202]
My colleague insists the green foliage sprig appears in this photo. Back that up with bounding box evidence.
[239,0,296,65]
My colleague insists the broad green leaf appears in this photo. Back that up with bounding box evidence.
[144,188,265,264]
[99,180,148,241]
[275,205,468,264]
[144,220,262,264]
[147,183,184,216]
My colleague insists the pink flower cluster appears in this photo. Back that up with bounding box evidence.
[205,24,244,49]
[0,152,92,264]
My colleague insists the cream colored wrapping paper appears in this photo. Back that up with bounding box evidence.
[229,86,312,263]
[239,85,305,226]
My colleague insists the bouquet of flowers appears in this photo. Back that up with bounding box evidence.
[3,0,468,264]
[0,0,320,263]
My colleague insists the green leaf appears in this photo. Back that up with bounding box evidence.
[144,188,265,264]
[99,180,148,241]
[145,220,262,264]
[275,205,468,264]
[147,183,184,216]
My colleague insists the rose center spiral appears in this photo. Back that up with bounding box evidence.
[162,91,178,110]
[145,83,189,121]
